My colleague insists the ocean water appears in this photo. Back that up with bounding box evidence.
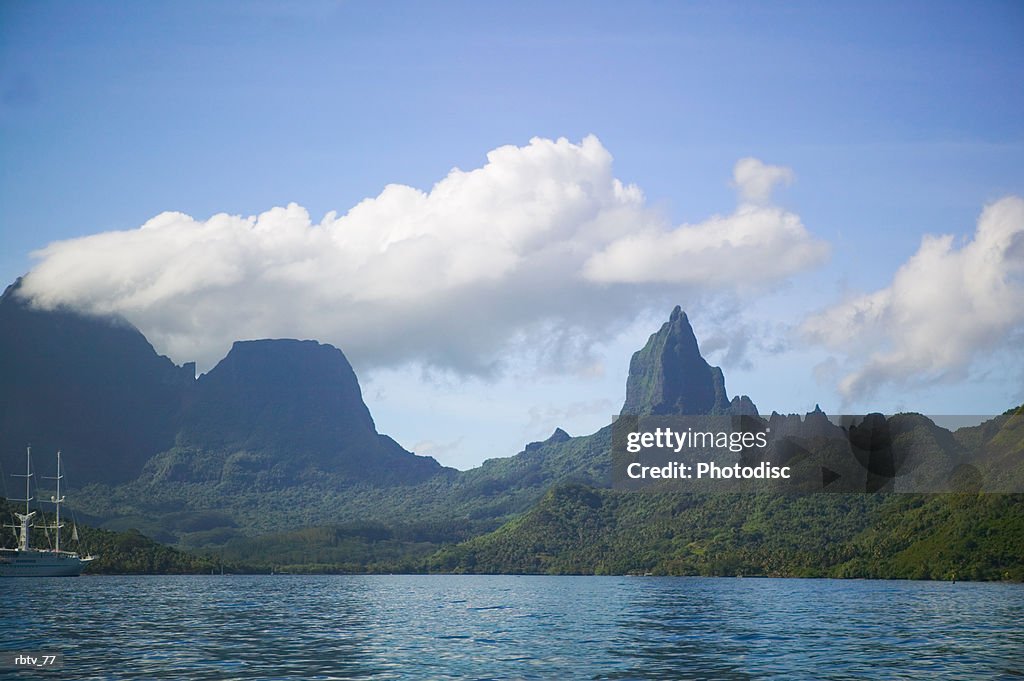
[1,575,1022,680]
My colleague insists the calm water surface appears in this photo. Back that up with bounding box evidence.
[1,575,1022,680]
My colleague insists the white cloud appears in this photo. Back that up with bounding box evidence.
[19,137,826,375]
[733,157,794,205]
[582,159,827,286]
[802,196,1024,401]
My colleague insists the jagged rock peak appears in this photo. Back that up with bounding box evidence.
[730,395,760,417]
[548,427,571,443]
[621,307,731,416]
[525,427,572,453]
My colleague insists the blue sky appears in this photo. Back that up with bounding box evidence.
[2,1,1022,469]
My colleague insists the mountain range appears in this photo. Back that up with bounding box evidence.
[1,278,1021,579]
[0,279,442,488]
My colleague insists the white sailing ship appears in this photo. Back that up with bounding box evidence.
[1,447,95,577]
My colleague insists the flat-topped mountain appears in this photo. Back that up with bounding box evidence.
[0,279,441,489]
[174,338,442,486]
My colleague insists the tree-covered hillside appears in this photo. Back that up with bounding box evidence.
[0,497,216,574]
[426,486,1024,581]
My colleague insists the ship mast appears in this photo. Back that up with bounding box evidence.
[8,446,37,551]
[43,450,66,553]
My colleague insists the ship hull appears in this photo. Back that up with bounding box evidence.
[0,549,88,577]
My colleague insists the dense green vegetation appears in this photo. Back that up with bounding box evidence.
[426,486,1024,581]
[419,408,1024,580]
[1,498,217,574]
[73,425,611,547]
[6,473,1023,580]
[11,409,1017,579]
[217,521,456,574]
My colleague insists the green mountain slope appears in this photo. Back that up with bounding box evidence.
[429,486,1024,581]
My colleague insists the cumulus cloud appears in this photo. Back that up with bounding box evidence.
[802,196,1024,400]
[582,159,826,286]
[733,157,794,205]
[19,136,825,375]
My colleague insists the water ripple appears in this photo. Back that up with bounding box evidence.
[0,575,1021,679]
